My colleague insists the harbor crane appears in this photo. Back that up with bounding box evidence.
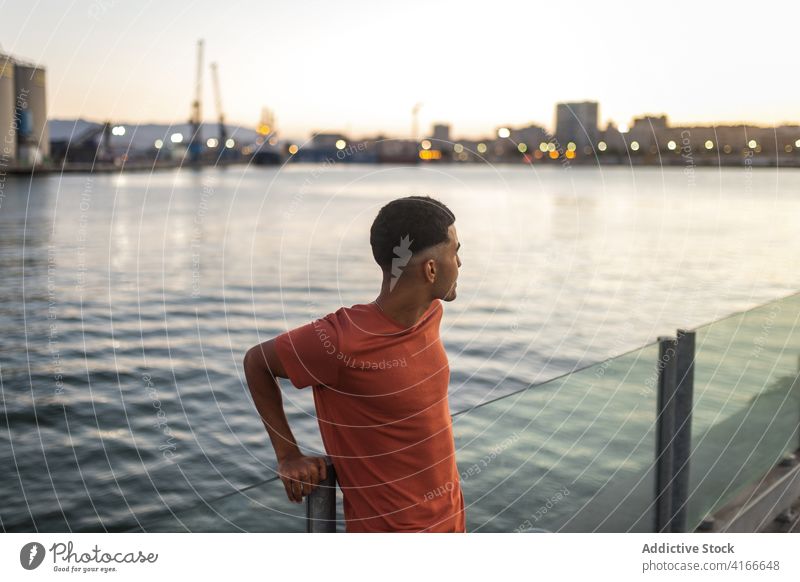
[411,102,423,142]
[210,62,227,151]
[188,39,204,162]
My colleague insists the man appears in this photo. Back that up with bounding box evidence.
[243,195,464,532]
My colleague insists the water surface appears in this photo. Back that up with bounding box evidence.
[1,164,798,531]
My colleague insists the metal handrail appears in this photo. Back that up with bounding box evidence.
[305,457,337,532]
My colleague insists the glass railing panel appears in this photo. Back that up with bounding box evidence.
[453,342,660,532]
[686,292,800,528]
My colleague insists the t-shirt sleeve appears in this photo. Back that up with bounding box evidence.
[274,314,341,389]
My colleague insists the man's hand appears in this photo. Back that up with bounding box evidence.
[277,452,329,504]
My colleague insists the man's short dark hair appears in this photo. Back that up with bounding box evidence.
[370,195,456,272]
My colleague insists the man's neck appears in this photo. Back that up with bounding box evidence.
[374,284,433,328]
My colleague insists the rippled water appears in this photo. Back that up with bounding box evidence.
[2,164,799,531]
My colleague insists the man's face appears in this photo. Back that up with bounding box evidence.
[439,224,461,302]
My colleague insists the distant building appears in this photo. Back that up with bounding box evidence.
[372,138,419,164]
[431,123,451,145]
[0,52,49,167]
[0,53,15,162]
[627,115,668,153]
[600,121,626,154]
[632,115,668,130]
[555,101,598,150]
[510,123,549,151]
[310,132,348,150]
[285,132,354,162]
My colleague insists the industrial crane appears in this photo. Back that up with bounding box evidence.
[188,39,204,162]
[411,102,423,142]
[210,62,227,152]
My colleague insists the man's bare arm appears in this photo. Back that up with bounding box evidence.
[243,339,328,503]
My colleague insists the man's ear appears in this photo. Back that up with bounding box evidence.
[423,257,437,284]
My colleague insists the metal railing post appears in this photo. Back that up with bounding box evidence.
[671,329,695,532]
[306,457,337,532]
[655,336,678,533]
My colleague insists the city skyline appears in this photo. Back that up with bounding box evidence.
[2,0,798,137]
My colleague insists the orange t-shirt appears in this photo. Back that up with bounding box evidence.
[274,298,466,532]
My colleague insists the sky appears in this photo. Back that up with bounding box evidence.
[1,0,798,140]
